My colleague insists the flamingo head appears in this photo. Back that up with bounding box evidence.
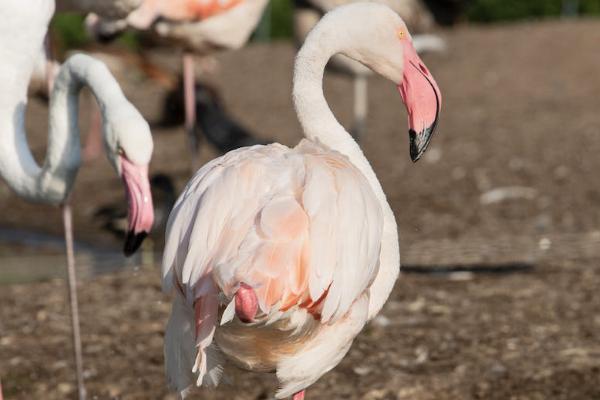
[338,5,441,161]
[103,105,155,256]
[397,28,442,161]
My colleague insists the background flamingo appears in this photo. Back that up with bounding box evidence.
[0,1,155,398]
[56,0,143,18]
[161,3,441,398]
[159,81,272,154]
[86,0,269,169]
[294,0,444,140]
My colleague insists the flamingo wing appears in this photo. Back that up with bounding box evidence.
[152,0,269,52]
[163,140,383,320]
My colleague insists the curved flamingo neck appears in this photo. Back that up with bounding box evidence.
[292,12,400,320]
[0,0,54,201]
[0,1,147,205]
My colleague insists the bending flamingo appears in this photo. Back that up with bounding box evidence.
[86,0,269,169]
[0,1,154,398]
[162,3,441,399]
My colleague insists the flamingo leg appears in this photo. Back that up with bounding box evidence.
[62,204,86,400]
[46,35,86,400]
[0,378,4,400]
[351,74,368,141]
[183,52,198,171]
[292,390,306,400]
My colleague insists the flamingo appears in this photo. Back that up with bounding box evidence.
[0,1,154,398]
[294,0,444,140]
[161,3,441,399]
[85,0,269,169]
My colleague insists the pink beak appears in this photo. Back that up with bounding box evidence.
[120,155,154,256]
[398,39,442,162]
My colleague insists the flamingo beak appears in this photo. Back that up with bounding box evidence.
[398,40,442,162]
[120,155,154,256]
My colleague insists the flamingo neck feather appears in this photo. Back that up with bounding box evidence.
[0,0,151,205]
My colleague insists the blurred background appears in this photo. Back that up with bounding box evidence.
[1,0,600,399]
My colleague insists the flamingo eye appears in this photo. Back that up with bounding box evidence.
[397,29,405,40]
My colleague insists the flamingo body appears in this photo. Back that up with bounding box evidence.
[163,3,442,398]
[164,142,382,397]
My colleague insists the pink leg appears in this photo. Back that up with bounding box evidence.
[182,53,198,171]
[62,204,86,400]
[0,378,4,400]
[292,390,306,400]
[47,32,86,399]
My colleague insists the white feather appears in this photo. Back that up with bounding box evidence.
[220,299,236,326]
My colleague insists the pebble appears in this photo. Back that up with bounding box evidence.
[372,315,391,328]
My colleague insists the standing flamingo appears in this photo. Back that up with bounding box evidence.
[294,0,444,140]
[86,0,269,169]
[162,3,441,398]
[0,1,154,399]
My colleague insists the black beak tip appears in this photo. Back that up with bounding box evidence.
[409,125,436,163]
[123,231,148,257]
[97,31,121,44]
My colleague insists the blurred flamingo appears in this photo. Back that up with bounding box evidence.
[86,0,269,169]
[50,1,147,162]
[294,0,444,140]
[0,1,154,398]
[161,3,441,399]
[56,0,143,18]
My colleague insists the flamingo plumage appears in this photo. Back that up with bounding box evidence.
[162,3,441,399]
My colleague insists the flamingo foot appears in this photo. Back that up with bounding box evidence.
[292,390,306,400]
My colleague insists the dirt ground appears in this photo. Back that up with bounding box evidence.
[1,18,600,399]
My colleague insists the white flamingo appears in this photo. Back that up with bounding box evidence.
[162,3,441,399]
[294,0,444,140]
[0,1,154,398]
[85,0,269,169]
